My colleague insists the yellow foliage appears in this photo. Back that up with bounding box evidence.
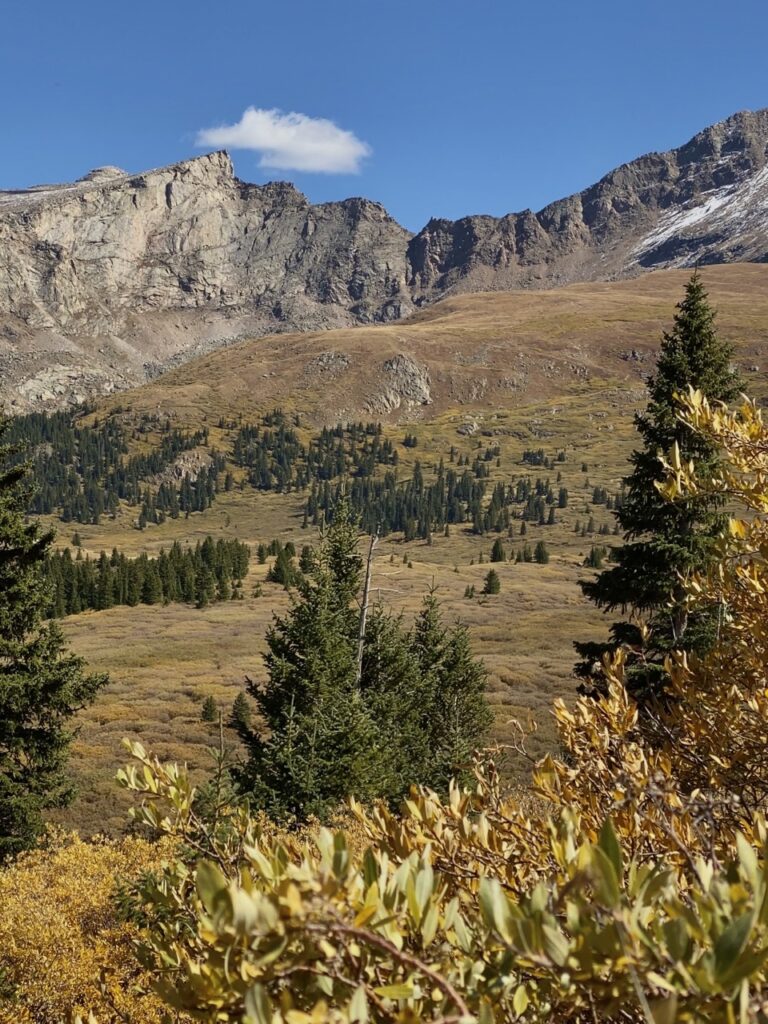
[0,830,180,1024]
[107,388,768,1023]
[10,386,768,1023]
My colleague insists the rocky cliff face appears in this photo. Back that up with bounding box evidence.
[406,108,768,300]
[1,108,767,409]
[0,151,412,331]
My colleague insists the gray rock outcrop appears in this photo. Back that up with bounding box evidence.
[1,108,767,409]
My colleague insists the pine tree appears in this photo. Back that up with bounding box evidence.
[234,502,381,820]
[0,425,106,858]
[201,695,218,723]
[358,608,425,797]
[406,593,492,789]
[482,569,501,595]
[229,691,251,730]
[534,541,550,564]
[428,619,492,785]
[235,509,493,817]
[575,274,741,694]
[195,567,216,609]
[266,546,296,588]
[490,538,506,562]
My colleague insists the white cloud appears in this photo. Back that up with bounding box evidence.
[196,107,371,174]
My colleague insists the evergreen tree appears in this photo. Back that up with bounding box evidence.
[406,593,492,789]
[266,546,297,588]
[575,274,741,695]
[490,538,506,562]
[482,569,501,595]
[201,695,218,723]
[0,425,106,858]
[428,619,492,785]
[534,541,550,564]
[234,502,381,820]
[235,510,493,818]
[358,607,426,797]
[229,691,251,731]
[195,567,216,609]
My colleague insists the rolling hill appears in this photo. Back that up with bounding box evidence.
[29,262,767,834]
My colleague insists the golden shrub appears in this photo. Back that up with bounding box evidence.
[109,388,768,1023]
[9,387,768,1023]
[0,830,180,1024]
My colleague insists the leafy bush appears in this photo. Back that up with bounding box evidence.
[108,388,768,1022]
[0,831,175,1024]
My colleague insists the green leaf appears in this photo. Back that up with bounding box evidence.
[736,833,761,891]
[542,924,570,967]
[316,975,334,997]
[591,846,620,908]
[599,818,623,882]
[349,985,369,1023]
[374,983,414,999]
[244,984,274,1024]
[195,860,228,916]
[648,993,678,1024]
[662,917,691,963]
[414,862,434,914]
[714,912,754,980]
[228,887,258,933]
[479,877,514,942]
[421,902,439,948]
[513,985,529,1016]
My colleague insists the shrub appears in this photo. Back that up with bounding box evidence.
[0,831,175,1024]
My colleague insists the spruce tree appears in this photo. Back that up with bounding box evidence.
[428,618,492,785]
[235,510,493,817]
[482,569,501,595]
[406,593,492,789]
[201,695,218,723]
[0,425,106,858]
[234,502,381,820]
[575,274,741,694]
[358,607,425,797]
[229,691,251,730]
[533,541,550,564]
[266,546,296,588]
[490,538,506,562]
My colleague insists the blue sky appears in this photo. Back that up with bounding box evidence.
[1,0,766,230]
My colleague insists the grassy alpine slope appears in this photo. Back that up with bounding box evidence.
[42,263,768,834]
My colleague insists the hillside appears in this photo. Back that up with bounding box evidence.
[2,109,767,410]
[22,263,765,834]
[91,263,768,428]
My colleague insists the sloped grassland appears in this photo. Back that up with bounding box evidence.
[49,264,768,834]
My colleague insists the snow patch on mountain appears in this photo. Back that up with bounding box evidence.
[632,164,768,266]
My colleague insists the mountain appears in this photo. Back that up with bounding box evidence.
[1,108,767,410]
[88,264,768,430]
[408,109,768,300]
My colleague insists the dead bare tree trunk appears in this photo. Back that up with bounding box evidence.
[355,532,379,688]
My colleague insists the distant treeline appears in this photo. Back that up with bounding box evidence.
[6,408,223,526]
[44,537,250,616]
[232,412,398,491]
[9,404,621,542]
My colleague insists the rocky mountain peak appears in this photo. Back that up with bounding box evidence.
[1,108,767,410]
